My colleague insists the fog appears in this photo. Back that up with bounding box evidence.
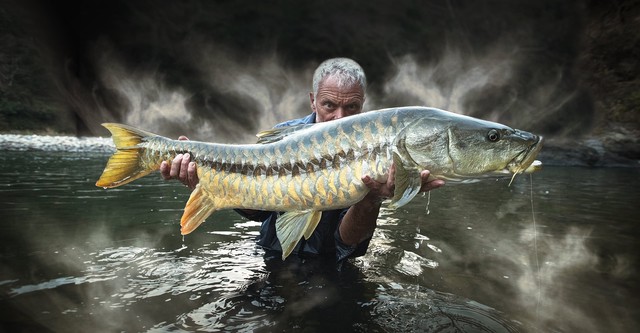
[10,0,592,140]
[3,1,637,331]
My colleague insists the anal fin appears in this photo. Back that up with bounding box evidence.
[275,210,322,260]
[180,184,219,235]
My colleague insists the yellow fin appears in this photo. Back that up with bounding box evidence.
[275,210,322,260]
[302,211,322,240]
[180,184,219,235]
[95,123,159,188]
[102,123,158,148]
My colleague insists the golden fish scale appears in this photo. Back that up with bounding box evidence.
[139,114,396,211]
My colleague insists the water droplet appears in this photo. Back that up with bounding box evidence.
[424,191,431,214]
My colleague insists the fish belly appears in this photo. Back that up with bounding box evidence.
[196,146,386,212]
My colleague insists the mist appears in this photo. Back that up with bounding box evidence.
[2,1,639,331]
[5,0,597,142]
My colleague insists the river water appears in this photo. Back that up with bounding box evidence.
[0,149,638,332]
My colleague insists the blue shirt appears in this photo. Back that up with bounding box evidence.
[236,113,371,263]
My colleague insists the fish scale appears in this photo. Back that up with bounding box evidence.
[146,117,363,207]
[96,106,543,259]
[152,122,383,212]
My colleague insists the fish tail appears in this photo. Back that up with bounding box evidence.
[95,123,159,188]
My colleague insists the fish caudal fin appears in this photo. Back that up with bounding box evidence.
[276,210,322,260]
[180,184,219,235]
[96,123,159,188]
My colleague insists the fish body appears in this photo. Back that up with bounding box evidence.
[96,106,543,258]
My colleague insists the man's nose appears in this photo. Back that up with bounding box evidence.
[334,107,346,119]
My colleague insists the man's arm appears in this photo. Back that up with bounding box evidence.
[338,166,445,245]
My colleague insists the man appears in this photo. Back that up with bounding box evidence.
[161,58,445,264]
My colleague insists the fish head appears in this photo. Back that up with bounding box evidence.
[446,123,543,178]
[400,110,543,181]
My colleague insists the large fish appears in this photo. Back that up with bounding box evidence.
[96,107,543,258]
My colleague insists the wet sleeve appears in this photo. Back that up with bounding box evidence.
[234,209,273,222]
[333,209,372,263]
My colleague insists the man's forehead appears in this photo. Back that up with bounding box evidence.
[317,76,364,99]
[319,75,364,91]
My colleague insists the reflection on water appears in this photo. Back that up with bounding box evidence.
[0,151,639,332]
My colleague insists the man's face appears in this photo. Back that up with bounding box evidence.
[310,75,365,123]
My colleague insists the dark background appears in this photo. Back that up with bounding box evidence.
[1,0,638,165]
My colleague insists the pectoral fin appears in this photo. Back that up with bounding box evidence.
[275,210,322,260]
[180,184,218,235]
[389,152,422,209]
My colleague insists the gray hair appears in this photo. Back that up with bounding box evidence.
[311,58,367,97]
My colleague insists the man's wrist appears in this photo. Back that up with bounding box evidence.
[358,192,385,209]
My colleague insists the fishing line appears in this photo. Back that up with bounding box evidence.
[529,173,541,325]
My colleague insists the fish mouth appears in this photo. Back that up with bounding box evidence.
[507,135,544,174]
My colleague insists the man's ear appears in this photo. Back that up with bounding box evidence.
[309,92,316,112]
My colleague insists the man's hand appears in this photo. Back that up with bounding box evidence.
[361,164,445,202]
[340,164,445,246]
[159,136,199,190]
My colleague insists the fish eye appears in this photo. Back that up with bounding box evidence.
[487,129,500,142]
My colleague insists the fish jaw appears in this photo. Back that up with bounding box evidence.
[507,135,544,174]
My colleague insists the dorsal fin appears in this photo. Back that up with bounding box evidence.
[256,124,315,144]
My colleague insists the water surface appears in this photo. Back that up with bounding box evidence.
[0,151,638,332]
